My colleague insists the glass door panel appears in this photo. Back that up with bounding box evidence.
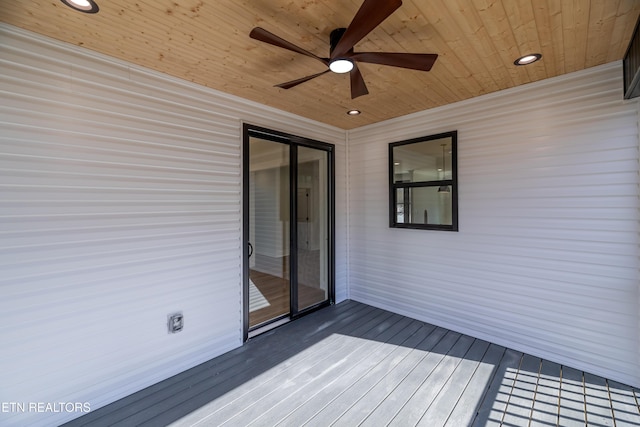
[296,146,329,311]
[248,137,290,328]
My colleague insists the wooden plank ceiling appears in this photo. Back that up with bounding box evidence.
[2,1,639,129]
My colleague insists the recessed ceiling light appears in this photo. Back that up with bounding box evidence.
[60,0,99,13]
[330,59,354,74]
[347,109,361,116]
[514,53,542,66]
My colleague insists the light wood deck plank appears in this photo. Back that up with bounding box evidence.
[61,301,640,427]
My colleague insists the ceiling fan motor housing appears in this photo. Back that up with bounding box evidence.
[330,28,348,55]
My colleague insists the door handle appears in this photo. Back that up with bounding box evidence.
[248,242,254,258]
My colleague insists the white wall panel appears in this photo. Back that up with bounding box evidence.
[347,62,640,387]
[0,24,346,426]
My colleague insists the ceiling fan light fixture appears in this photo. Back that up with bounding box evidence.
[347,109,361,116]
[514,53,542,66]
[329,59,354,74]
[60,0,99,13]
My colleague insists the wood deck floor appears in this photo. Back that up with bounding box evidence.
[63,301,640,427]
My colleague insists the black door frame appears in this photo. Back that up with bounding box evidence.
[242,124,335,341]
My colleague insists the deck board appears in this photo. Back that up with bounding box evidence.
[584,372,614,427]
[263,322,436,426]
[444,343,507,427]
[559,366,587,426]
[608,380,640,427]
[63,301,640,427]
[416,339,491,426]
[472,348,523,427]
[387,334,475,426]
[328,323,443,426]
[529,360,561,427]
[229,316,419,426]
[154,305,392,427]
[501,354,540,426]
[307,321,439,426]
[290,325,448,427]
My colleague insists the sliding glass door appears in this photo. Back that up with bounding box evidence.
[243,125,334,338]
[247,138,291,326]
[296,146,329,311]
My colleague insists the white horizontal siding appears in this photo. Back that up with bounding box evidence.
[338,139,350,302]
[347,62,640,388]
[0,24,345,427]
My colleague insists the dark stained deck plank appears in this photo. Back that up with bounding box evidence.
[62,300,640,427]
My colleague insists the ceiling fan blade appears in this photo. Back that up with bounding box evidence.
[250,27,329,65]
[275,70,331,89]
[351,52,438,71]
[331,0,402,59]
[350,63,369,99]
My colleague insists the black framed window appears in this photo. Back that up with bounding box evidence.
[389,130,458,231]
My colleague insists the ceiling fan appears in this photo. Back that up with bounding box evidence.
[249,0,438,99]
